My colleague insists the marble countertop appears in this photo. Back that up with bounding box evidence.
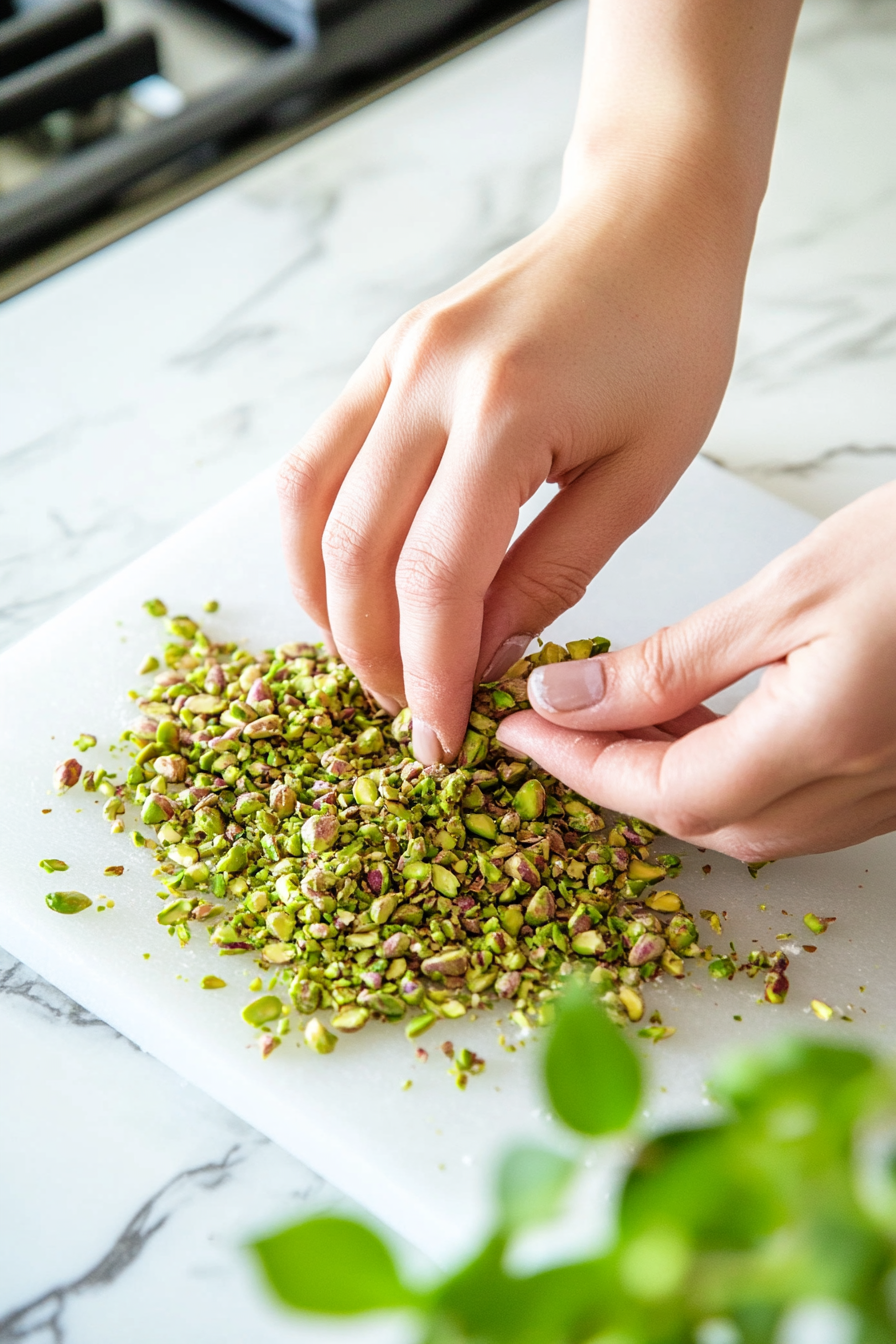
[1,0,895,1336]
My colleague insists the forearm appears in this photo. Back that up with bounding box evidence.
[563,0,803,242]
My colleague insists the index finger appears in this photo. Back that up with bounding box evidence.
[397,419,549,762]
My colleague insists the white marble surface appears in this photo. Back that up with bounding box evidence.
[1,0,895,1336]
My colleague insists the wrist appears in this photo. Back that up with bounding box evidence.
[557,124,760,278]
[560,0,802,249]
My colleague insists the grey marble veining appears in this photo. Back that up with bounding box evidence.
[0,0,894,1334]
[0,944,414,1344]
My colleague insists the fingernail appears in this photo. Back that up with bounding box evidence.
[528,658,605,713]
[367,689,404,717]
[482,633,536,682]
[412,718,445,766]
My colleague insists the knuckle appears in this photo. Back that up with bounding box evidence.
[395,544,460,607]
[276,451,320,512]
[321,510,373,584]
[509,557,594,622]
[624,628,679,712]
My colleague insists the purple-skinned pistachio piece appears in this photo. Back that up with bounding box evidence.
[269,782,297,817]
[495,971,521,999]
[504,852,541,889]
[153,754,187,783]
[243,714,282,740]
[421,948,469,979]
[525,886,555,926]
[301,813,340,853]
[628,934,667,967]
[141,792,174,825]
[53,759,82,793]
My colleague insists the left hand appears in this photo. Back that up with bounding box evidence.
[496,482,896,860]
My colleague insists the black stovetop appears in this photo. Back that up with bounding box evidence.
[0,0,553,294]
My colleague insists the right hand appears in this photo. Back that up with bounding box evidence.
[277,157,754,764]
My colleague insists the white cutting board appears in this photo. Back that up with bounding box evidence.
[2,456,894,1264]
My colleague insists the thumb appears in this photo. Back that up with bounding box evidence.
[525,582,779,731]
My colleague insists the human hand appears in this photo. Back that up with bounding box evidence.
[497,483,896,860]
[278,164,753,763]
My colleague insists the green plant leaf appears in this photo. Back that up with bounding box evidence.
[544,980,641,1135]
[251,1216,420,1315]
[496,1145,576,1232]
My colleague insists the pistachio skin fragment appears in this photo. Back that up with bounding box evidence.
[45,891,92,914]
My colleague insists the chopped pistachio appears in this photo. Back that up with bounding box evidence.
[304,1017,337,1054]
[201,975,226,989]
[143,598,167,617]
[53,759,82,793]
[45,891,92,914]
[39,858,69,873]
[242,995,283,1027]
[75,612,718,1058]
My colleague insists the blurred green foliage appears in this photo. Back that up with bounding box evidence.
[251,981,896,1343]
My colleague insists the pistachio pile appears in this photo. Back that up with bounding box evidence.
[74,608,713,1051]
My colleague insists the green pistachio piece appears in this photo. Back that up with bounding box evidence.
[353,776,380,806]
[565,639,594,660]
[216,843,248,874]
[667,914,698,952]
[464,813,497,841]
[266,910,296,941]
[571,930,606,956]
[525,886,556,926]
[39,859,69,873]
[143,598,167,617]
[156,720,180,749]
[242,995,284,1027]
[431,864,459,898]
[499,906,524,937]
[405,1012,436,1039]
[304,1018,338,1053]
[332,1005,370,1033]
[513,778,546,821]
[169,842,199,868]
[391,708,413,744]
[402,860,431,883]
[370,894,397,924]
[166,615,198,639]
[457,729,487,768]
[201,975,226,989]
[355,726,384,755]
[157,898,194,925]
[45,891,91,915]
